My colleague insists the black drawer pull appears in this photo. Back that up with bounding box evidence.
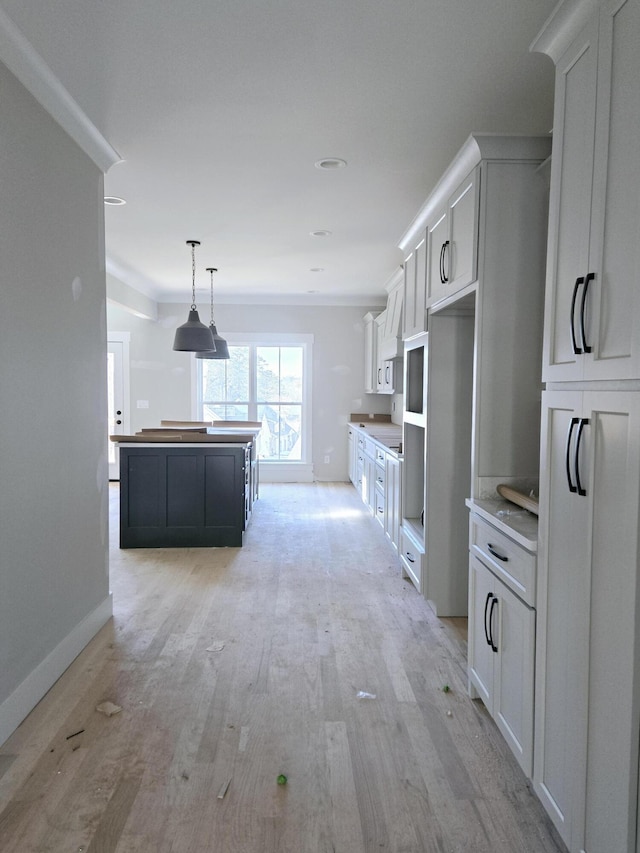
[405,551,415,563]
[566,417,579,493]
[487,543,508,562]
[484,592,492,647]
[575,417,589,497]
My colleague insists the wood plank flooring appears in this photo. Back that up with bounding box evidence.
[0,482,566,852]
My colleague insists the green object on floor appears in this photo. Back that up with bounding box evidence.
[277,774,287,785]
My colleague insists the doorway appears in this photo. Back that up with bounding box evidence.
[107,333,130,480]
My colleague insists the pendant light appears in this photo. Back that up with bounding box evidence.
[173,240,216,352]
[195,267,230,360]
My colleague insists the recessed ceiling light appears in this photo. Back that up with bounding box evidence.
[104,196,126,205]
[310,268,324,273]
[310,229,332,237]
[314,158,347,170]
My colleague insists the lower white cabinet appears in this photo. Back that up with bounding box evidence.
[534,389,640,853]
[384,455,401,554]
[468,552,535,777]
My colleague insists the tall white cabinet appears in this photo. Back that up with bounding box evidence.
[531,1,640,851]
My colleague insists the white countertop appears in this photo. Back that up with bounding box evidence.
[466,497,538,552]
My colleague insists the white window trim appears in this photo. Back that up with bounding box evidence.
[191,332,314,482]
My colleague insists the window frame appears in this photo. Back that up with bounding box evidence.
[192,332,313,468]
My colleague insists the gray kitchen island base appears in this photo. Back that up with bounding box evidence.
[119,443,251,548]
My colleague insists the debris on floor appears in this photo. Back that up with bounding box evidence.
[277,774,287,785]
[96,701,122,717]
[206,641,226,652]
[356,690,376,700]
[217,778,231,799]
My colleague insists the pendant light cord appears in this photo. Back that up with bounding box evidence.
[190,243,197,310]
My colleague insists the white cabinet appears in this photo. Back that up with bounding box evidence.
[426,168,479,307]
[347,427,357,485]
[537,0,640,382]
[534,389,640,852]
[375,314,396,394]
[468,552,535,777]
[379,273,404,361]
[363,312,380,394]
[384,454,401,554]
[402,233,427,340]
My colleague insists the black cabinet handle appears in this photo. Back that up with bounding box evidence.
[575,418,589,497]
[385,364,390,384]
[377,367,382,384]
[405,551,415,563]
[580,272,594,354]
[570,276,584,355]
[488,596,499,653]
[439,240,450,283]
[487,544,508,562]
[116,420,122,425]
[566,417,579,493]
[484,592,492,647]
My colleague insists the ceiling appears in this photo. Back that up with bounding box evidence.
[0,0,558,304]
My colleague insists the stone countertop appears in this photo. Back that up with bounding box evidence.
[466,497,538,552]
[348,422,403,456]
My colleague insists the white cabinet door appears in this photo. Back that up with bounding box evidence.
[403,235,427,340]
[426,208,448,305]
[363,313,379,393]
[543,0,640,383]
[469,553,535,777]
[427,169,479,308]
[384,454,401,553]
[535,388,640,852]
[493,570,535,778]
[375,314,386,392]
[468,554,496,708]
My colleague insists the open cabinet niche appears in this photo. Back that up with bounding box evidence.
[400,299,475,616]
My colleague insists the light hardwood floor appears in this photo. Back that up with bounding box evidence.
[0,482,566,852]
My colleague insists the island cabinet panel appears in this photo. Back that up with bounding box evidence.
[120,445,247,548]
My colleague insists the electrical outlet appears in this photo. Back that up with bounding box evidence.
[324,455,330,464]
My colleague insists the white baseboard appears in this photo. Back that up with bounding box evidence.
[0,594,113,747]
[259,463,314,482]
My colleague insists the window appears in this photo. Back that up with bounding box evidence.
[195,335,312,464]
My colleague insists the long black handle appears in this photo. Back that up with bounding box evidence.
[385,364,390,384]
[488,544,508,562]
[566,417,579,493]
[575,418,589,497]
[580,272,594,354]
[570,276,584,355]
[442,240,450,283]
[439,242,446,284]
[484,592,493,648]
[488,595,499,653]
[377,367,382,385]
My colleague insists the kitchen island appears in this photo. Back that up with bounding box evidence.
[111,423,260,548]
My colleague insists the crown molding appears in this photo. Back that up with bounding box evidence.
[0,7,121,173]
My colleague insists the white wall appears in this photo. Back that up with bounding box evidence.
[107,299,392,481]
[0,63,112,744]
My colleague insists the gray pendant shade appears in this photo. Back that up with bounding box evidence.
[195,266,230,359]
[172,240,216,352]
[195,325,229,359]
[173,309,216,352]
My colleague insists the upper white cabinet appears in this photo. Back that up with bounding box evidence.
[363,311,380,394]
[426,168,479,306]
[375,313,396,394]
[402,235,427,340]
[379,272,404,361]
[535,0,640,382]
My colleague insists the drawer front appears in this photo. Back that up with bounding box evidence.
[470,515,535,606]
[374,490,385,527]
[374,463,385,492]
[375,446,386,466]
[363,436,377,459]
[399,525,424,593]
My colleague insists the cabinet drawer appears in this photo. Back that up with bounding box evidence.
[470,515,535,606]
[374,463,385,491]
[399,525,424,593]
[374,489,385,527]
[375,446,386,466]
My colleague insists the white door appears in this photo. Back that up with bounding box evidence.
[107,335,130,480]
